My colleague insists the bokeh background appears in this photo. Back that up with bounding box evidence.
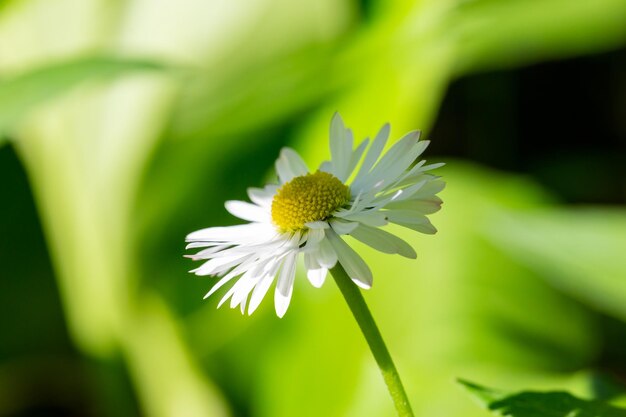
[0,1,625,416]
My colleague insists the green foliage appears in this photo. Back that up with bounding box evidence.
[0,56,166,138]
[483,209,626,321]
[1,0,626,416]
[449,0,626,74]
[459,379,626,417]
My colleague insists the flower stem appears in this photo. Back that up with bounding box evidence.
[330,264,414,417]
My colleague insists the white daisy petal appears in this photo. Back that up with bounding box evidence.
[338,210,388,227]
[355,122,389,180]
[229,271,260,308]
[203,273,238,300]
[280,148,309,177]
[247,186,277,208]
[274,255,297,318]
[276,147,310,184]
[359,133,423,190]
[247,272,275,315]
[184,245,228,259]
[350,224,417,259]
[308,267,328,288]
[385,198,443,214]
[329,113,353,181]
[421,162,446,171]
[305,221,330,230]
[317,238,338,269]
[387,180,428,202]
[347,137,369,180]
[410,178,446,199]
[218,271,248,308]
[325,228,372,289]
[304,252,327,288]
[303,228,325,251]
[387,211,438,235]
[186,241,215,249]
[329,218,359,235]
[319,160,332,174]
[191,253,252,276]
[225,200,269,222]
[186,223,273,243]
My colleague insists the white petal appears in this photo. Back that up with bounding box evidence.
[317,237,338,268]
[354,123,389,180]
[186,241,216,249]
[274,252,298,317]
[347,138,369,180]
[353,132,422,193]
[248,273,275,315]
[329,218,359,235]
[305,221,330,230]
[387,211,438,235]
[338,210,388,227]
[421,162,445,171]
[191,253,252,276]
[225,200,269,222]
[349,224,416,258]
[247,186,277,208]
[229,272,260,308]
[217,269,253,308]
[385,198,443,214]
[387,179,428,202]
[308,268,327,288]
[203,273,238,299]
[185,245,229,260]
[385,210,430,224]
[302,228,325,251]
[325,228,372,289]
[304,252,327,288]
[318,160,332,173]
[186,223,273,243]
[329,113,352,181]
[410,179,446,199]
[281,148,309,177]
[276,147,308,183]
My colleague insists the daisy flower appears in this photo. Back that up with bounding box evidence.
[186,114,445,317]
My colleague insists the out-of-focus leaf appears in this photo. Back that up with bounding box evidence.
[169,46,335,142]
[0,56,167,135]
[459,379,626,417]
[483,209,626,321]
[448,0,626,75]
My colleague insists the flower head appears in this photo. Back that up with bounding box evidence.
[186,114,445,317]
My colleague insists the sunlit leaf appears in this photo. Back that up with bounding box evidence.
[459,379,626,417]
[484,209,626,321]
[0,56,167,136]
[449,0,626,74]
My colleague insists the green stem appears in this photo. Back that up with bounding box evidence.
[330,264,414,417]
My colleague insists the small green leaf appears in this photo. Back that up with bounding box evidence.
[459,379,626,417]
[0,56,167,136]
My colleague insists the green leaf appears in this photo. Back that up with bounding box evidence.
[459,379,626,417]
[483,209,626,321]
[0,56,167,137]
[449,0,626,75]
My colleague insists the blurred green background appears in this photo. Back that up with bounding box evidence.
[0,0,625,416]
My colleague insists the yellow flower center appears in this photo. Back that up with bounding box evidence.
[271,171,349,232]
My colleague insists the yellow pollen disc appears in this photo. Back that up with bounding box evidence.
[271,171,349,232]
